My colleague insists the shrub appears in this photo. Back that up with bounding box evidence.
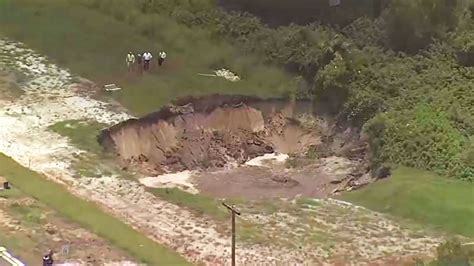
[364,105,472,180]
[382,0,459,53]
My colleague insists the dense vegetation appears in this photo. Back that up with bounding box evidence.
[75,0,473,179]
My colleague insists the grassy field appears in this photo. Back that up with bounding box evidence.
[341,167,474,237]
[149,187,229,220]
[48,119,136,178]
[0,188,39,264]
[0,230,38,264]
[49,120,107,154]
[0,153,188,265]
[148,188,279,244]
[0,0,294,115]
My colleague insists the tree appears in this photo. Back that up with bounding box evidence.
[384,0,459,53]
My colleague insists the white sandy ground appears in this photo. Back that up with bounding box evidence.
[0,38,445,265]
[139,170,199,194]
[244,152,289,167]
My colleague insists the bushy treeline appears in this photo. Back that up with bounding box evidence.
[74,0,473,180]
[218,0,384,27]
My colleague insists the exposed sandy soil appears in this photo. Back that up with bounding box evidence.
[99,96,320,175]
[192,156,358,199]
[0,38,446,265]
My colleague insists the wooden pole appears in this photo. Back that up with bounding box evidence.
[223,202,241,266]
[231,211,236,266]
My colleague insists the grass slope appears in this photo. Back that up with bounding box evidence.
[0,153,188,265]
[48,119,106,154]
[341,167,474,237]
[0,0,293,115]
[149,187,228,220]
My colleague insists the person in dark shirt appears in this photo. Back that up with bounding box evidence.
[42,250,54,266]
[136,53,143,74]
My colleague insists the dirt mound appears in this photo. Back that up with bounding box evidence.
[266,113,320,154]
[99,95,319,174]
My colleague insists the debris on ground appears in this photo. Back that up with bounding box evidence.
[103,84,121,92]
[197,68,240,82]
[99,96,319,175]
[0,176,10,190]
[214,68,240,82]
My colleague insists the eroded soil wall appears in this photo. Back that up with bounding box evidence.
[99,95,319,174]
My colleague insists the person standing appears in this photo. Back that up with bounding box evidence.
[125,52,135,72]
[158,50,167,66]
[136,53,143,74]
[42,250,54,266]
[142,51,153,71]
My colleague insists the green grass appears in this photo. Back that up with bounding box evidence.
[0,0,294,115]
[340,167,474,237]
[49,119,106,154]
[48,119,135,179]
[0,186,22,200]
[9,203,45,225]
[0,231,38,264]
[0,153,188,265]
[149,188,272,243]
[149,187,228,220]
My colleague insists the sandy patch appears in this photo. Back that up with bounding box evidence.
[245,152,289,167]
[139,170,198,194]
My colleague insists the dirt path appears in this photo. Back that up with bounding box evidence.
[0,38,444,265]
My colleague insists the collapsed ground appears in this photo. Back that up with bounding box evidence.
[99,95,377,198]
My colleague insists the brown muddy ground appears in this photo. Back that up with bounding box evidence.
[193,156,359,199]
[101,95,374,198]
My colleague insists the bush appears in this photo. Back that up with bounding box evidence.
[364,105,472,180]
[383,0,459,53]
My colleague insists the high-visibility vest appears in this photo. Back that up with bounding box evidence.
[126,54,135,63]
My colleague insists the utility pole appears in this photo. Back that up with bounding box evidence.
[222,202,241,266]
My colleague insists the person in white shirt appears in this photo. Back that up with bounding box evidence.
[158,51,167,66]
[142,52,153,71]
